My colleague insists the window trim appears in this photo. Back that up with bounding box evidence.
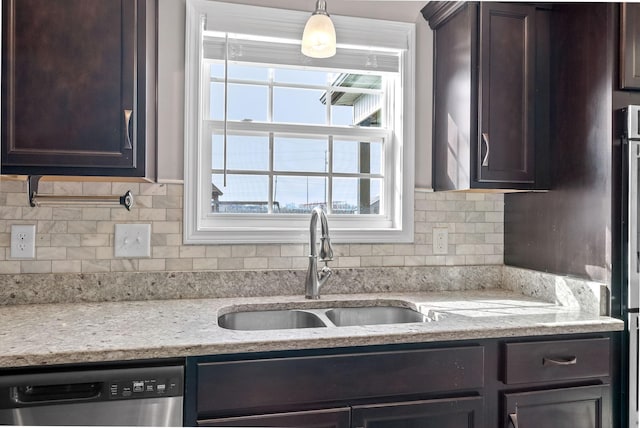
[183,0,415,244]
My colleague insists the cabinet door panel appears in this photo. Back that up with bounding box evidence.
[504,384,610,428]
[621,3,640,90]
[1,0,146,175]
[352,396,483,428]
[198,407,350,428]
[478,3,535,184]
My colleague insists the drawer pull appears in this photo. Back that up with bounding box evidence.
[543,356,577,366]
[509,413,518,428]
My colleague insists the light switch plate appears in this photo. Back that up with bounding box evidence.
[114,224,151,258]
[10,224,36,259]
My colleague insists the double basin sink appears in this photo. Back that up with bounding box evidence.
[218,301,438,331]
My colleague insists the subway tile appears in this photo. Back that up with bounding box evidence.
[51,233,80,248]
[192,258,217,271]
[52,260,82,273]
[153,221,180,234]
[256,245,280,257]
[243,257,269,270]
[21,260,52,274]
[67,247,97,260]
[81,234,110,247]
[81,260,111,273]
[232,245,257,258]
[139,258,166,271]
[206,246,232,258]
[36,247,67,260]
[0,261,20,274]
[152,246,180,259]
[111,259,139,272]
[218,257,244,270]
[280,244,303,257]
[68,221,98,234]
[337,256,361,268]
[166,258,193,271]
[180,245,206,258]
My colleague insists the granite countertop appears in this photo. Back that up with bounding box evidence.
[0,288,623,368]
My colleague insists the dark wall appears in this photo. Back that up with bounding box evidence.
[505,3,616,283]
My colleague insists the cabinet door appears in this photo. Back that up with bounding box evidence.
[2,0,147,176]
[352,396,483,428]
[198,407,350,428]
[477,3,536,185]
[621,3,640,90]
[504,384,611,428]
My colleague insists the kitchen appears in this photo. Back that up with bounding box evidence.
[0,0,633,427]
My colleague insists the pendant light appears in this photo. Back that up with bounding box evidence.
[301,0,336,59]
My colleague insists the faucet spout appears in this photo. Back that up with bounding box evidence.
[305,207,333,299]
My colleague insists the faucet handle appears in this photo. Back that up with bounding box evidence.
[320,236,333,261]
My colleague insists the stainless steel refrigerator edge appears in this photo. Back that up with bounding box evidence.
[623,105,640,428]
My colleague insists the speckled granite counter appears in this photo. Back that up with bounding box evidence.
[0,289,623,368]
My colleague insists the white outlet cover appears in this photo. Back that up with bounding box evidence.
[115,224,151,258]
[433,227,449,255]
[11,224,36,259]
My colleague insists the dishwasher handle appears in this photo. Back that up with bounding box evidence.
[13,382,102,404]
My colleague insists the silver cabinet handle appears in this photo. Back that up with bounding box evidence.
[481,132,490,167]
[543,356,578,366]
[509,413,518,428]
[124,109,133,150]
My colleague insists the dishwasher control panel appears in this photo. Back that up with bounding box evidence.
[109,375,181,399]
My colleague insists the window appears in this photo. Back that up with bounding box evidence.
[184,0,415,244]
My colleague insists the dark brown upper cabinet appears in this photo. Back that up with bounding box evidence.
[422,2,550,191]
[1,0,156,178]
[621,3,640,90]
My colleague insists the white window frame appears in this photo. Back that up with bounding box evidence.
[183,0,415,244]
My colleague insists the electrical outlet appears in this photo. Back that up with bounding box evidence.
[114,224,151,258]
[11,224,36,259]
[433,228,449,255]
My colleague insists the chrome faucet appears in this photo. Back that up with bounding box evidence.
[305,207,333,299]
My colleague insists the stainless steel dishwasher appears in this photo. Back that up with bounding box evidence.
[0,365,183,426]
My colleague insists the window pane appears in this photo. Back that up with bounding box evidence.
[228,84,268,121]
[331,104,353,126]
[212,134,269,171]
[274,137,328,172]
[274,68,330,85]
[211,174,269,213]
[333,140,382,175]
[331,73,383,90]
[274,176,327,214]
[329,91,383,127]
[273,87,326,124]
[210,63,224,79]
[228,63,269,81]
[333,177,381,215]
[210,82,224,120]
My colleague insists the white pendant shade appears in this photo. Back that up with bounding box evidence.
[301,1,336,58]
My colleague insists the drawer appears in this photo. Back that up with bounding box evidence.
[503,337,610,384]
[197,346,484,417]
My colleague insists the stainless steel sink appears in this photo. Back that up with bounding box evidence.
[325,306,428,327]
[218,310,326,330]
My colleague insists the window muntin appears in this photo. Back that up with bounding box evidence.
[184,0,415,243]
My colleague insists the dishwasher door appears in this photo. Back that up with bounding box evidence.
[0,365,183,426]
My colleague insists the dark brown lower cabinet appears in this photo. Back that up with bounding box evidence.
[198,407,351,427]
[352,396,483,428]
[503,384,611,428]
[186,333,618,428]
[198,397,483,428]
